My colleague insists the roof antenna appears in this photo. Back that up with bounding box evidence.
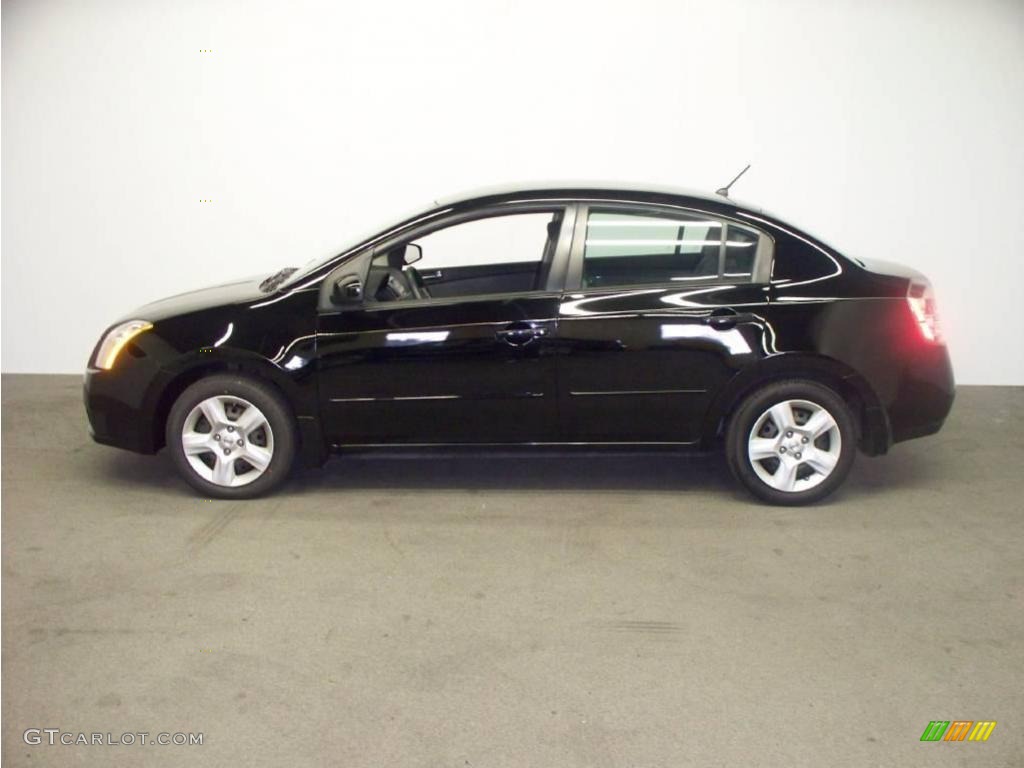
[716,164,751,198]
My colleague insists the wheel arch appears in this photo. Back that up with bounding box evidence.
[149,352,327,467]
[701,353,891,455]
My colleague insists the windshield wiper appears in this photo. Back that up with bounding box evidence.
[259,267,298,292]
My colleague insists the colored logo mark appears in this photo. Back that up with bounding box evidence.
[920,721,996,742]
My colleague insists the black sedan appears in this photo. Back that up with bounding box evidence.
[84,184,954,504]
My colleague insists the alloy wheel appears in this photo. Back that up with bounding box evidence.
[181,395,274,487]
[747,398,842,493]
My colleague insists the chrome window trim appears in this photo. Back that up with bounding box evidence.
[301,194,775,299]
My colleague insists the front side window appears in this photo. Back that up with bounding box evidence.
[367,211,562,302]
[582,209,760,288]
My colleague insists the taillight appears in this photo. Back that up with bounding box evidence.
[907,280,943,344]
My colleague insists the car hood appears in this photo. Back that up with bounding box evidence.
[125,275,269,322]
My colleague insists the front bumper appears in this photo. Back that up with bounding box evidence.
[84,365,162,454]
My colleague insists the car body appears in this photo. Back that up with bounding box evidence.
[84,183,955,502]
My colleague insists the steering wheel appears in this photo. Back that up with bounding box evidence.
[405,266,432,299]
[377,269,415,301]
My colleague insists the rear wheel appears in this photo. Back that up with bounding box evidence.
[726,380,856,505]
[166,374,296,498]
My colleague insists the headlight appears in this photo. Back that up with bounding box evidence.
[93,320,153,370]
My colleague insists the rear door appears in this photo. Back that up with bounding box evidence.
[555,203,773,443]
[316,205,573,445]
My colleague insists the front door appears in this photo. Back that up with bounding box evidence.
[316,207,571,445]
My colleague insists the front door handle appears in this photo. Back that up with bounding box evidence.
[496,322,549,347]
[419,270,443,282]
[702,310,757,330]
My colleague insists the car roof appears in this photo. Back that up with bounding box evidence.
[433,181,764,214]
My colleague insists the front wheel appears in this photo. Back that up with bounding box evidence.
[726,380,856,505]
[166,374,297,499]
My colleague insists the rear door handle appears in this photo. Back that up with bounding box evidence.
[496,322,549,347]
[702,311,757,330]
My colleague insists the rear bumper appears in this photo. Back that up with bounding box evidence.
[894,416,948,442]
[887,344,955,445]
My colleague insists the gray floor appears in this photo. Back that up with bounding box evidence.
[2,374,1022,767]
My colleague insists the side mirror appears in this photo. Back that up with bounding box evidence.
[331,275,363,306]
[402,243,423,266]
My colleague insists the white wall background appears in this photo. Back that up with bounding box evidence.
[2,0,1022,383]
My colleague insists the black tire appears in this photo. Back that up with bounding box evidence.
[726,379,856,505]
[166,374,297,499]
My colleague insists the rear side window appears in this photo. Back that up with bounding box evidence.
[581,209,761,288]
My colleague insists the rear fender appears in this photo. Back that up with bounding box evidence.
[700,353,891,455]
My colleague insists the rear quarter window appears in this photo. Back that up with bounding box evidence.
[770,236,841,284]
